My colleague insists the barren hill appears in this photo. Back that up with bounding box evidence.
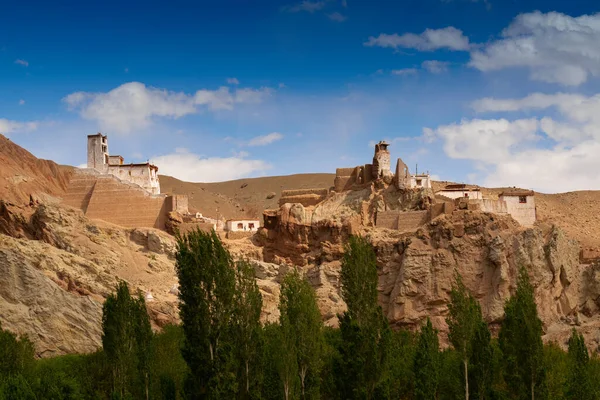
[0,134,73,205]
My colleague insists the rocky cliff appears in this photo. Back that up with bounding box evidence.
[249,186,600,349]
[0,201,180,356]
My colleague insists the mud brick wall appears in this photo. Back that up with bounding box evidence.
[279,194,324,207]
[63,175,98,213]
[84,177,169,229]
[396,210,430,232]
[376,211,400,229]
[170,195,189,214]
[279,188,329,207]
[281,188,329,197]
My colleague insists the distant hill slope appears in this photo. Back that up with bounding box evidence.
[0,134,73,205]
[159,173,335,219]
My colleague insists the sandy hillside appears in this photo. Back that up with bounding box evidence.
[159,173,335,219]
[0,135,73,205]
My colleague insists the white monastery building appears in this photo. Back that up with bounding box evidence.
[226,219,260,232]
[87,133,161,195]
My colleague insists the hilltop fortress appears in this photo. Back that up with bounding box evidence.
[264,140,536,244]
[63,134,535,235]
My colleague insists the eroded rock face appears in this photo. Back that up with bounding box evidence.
[0,203,180,356]
[250,199,600,349]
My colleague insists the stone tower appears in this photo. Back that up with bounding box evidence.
[372,140,391,179]
[87,133,109,172]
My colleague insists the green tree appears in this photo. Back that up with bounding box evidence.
[176,229,237,399]
[544,343,568,400]
[498,267,545,400]
[413,318,441,400]
[446,271,486,400]
[336,236,390,399]
[1,374,36,400]
[232,260,264,399]
[469,321,494,400]
[149,325,188,400]
[567,329,592,400]
[279,270,323,399]
[102,280,152,399]
[0,323,34,379]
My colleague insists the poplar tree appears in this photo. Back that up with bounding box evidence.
[176,229,237,399]
[567,329,592,400]
[102,280,152,399]
[446,271,485,400]
[279,270,323,399]
[232,260,263,399]
[498,267,545,400]
[413,318,441,400]
[337,235,390,399]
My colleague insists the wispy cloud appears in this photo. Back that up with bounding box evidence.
[18,99,25,105]
[422,60,449,73]
[391,68,418,76]
[14,59,29,67]
[328,12,347,22]
[0,118,38,135]
[283,1,326,13]
[247,132,284,146]
[365,27,470,51]
[227,77,240,85]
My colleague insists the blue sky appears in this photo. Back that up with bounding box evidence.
[2,0,600,192]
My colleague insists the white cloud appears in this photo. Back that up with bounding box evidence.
[18,99,25,105]
[469,11,600,86]
[283,1,326,13]
[428,91,600,192]
[425,118,539,163]
[227,77,240,85]
[365,27,470,51]
[150,151,271,182]
[391,68,418,76]
[247,132,284,146]
[422,60,449,73]
[328,12,347,22]
[0,119,38,135]
[14,59,29,67]
[64,82,273,134]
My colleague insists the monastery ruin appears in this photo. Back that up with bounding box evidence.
[263,140,537,238]
[65,134,536,237]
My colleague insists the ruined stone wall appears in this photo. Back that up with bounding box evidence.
[376,211,399,229]
[334,167,358,192]
[395,158,410,189]
[430,202,455,220]
[279,188,329,207]
[376,210,430,231]
[170,195,188,214]
[397,210,429,232]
